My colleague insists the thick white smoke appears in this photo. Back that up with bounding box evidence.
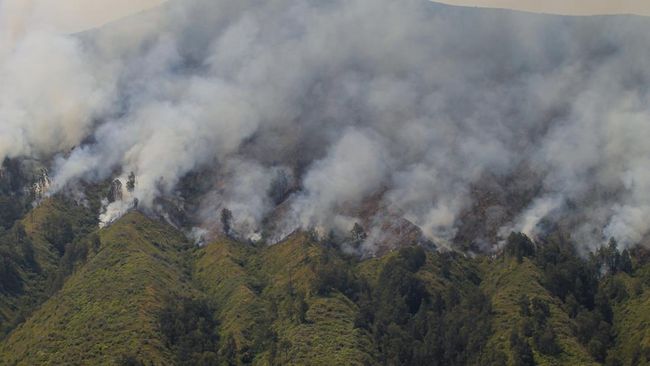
[0,32,111,161]
[5,0,650,252]
[286,128,390,234]
[0,0,117,162]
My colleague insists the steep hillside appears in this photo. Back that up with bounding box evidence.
[195,232,496,365]
[0,209,648,365]
[0,196,97,336]
[0,212,194,365]
[259,234,376,365]
[194,233,376,365]
[610,267,650,366]
[193,235,270,363]
[481,257,596,365]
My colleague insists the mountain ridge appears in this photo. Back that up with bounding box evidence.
[1,201,648,365]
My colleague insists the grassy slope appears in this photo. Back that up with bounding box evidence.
[196,236,607,366]
[195,233,376,365]
[481,257,596,366]
[612,288,650,366]
[0,198,93,336]
[195,235,495,366]
[19,199,61,274]
[259,234,375,365]
[274,292,375,365]
[2,205,647,366]
[610,268,650,366]
[193,235,270,362]
[0,211,193,365]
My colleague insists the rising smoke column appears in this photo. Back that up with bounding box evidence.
[4,0,650,251]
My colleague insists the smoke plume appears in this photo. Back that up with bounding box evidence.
[4,0,650,252]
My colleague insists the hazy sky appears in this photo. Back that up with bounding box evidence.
[0,0,165,35]
[2,0,649,38]
[438,0,650,16]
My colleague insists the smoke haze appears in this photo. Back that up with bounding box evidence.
[3,0,650,252]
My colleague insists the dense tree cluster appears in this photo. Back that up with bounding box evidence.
[0,223,39,336]
[504,231,641,365]
[0,197,24,231]
[515,295,560,357]
[42,213,74,255]
[47,233,101,294]
[510,329,535,366]
[312,250,361,299]
[504,232,536,263]
[0,159,30,230]
[354,247,496,365]
[0,160,39,301]
[0,224,36,296]
[159,297,220,365]
[535,238,618,363]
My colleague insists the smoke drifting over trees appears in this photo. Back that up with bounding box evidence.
[3,0,650,251]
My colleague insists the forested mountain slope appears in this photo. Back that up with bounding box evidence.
[0,199,649,365]
[0,212,195,365]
